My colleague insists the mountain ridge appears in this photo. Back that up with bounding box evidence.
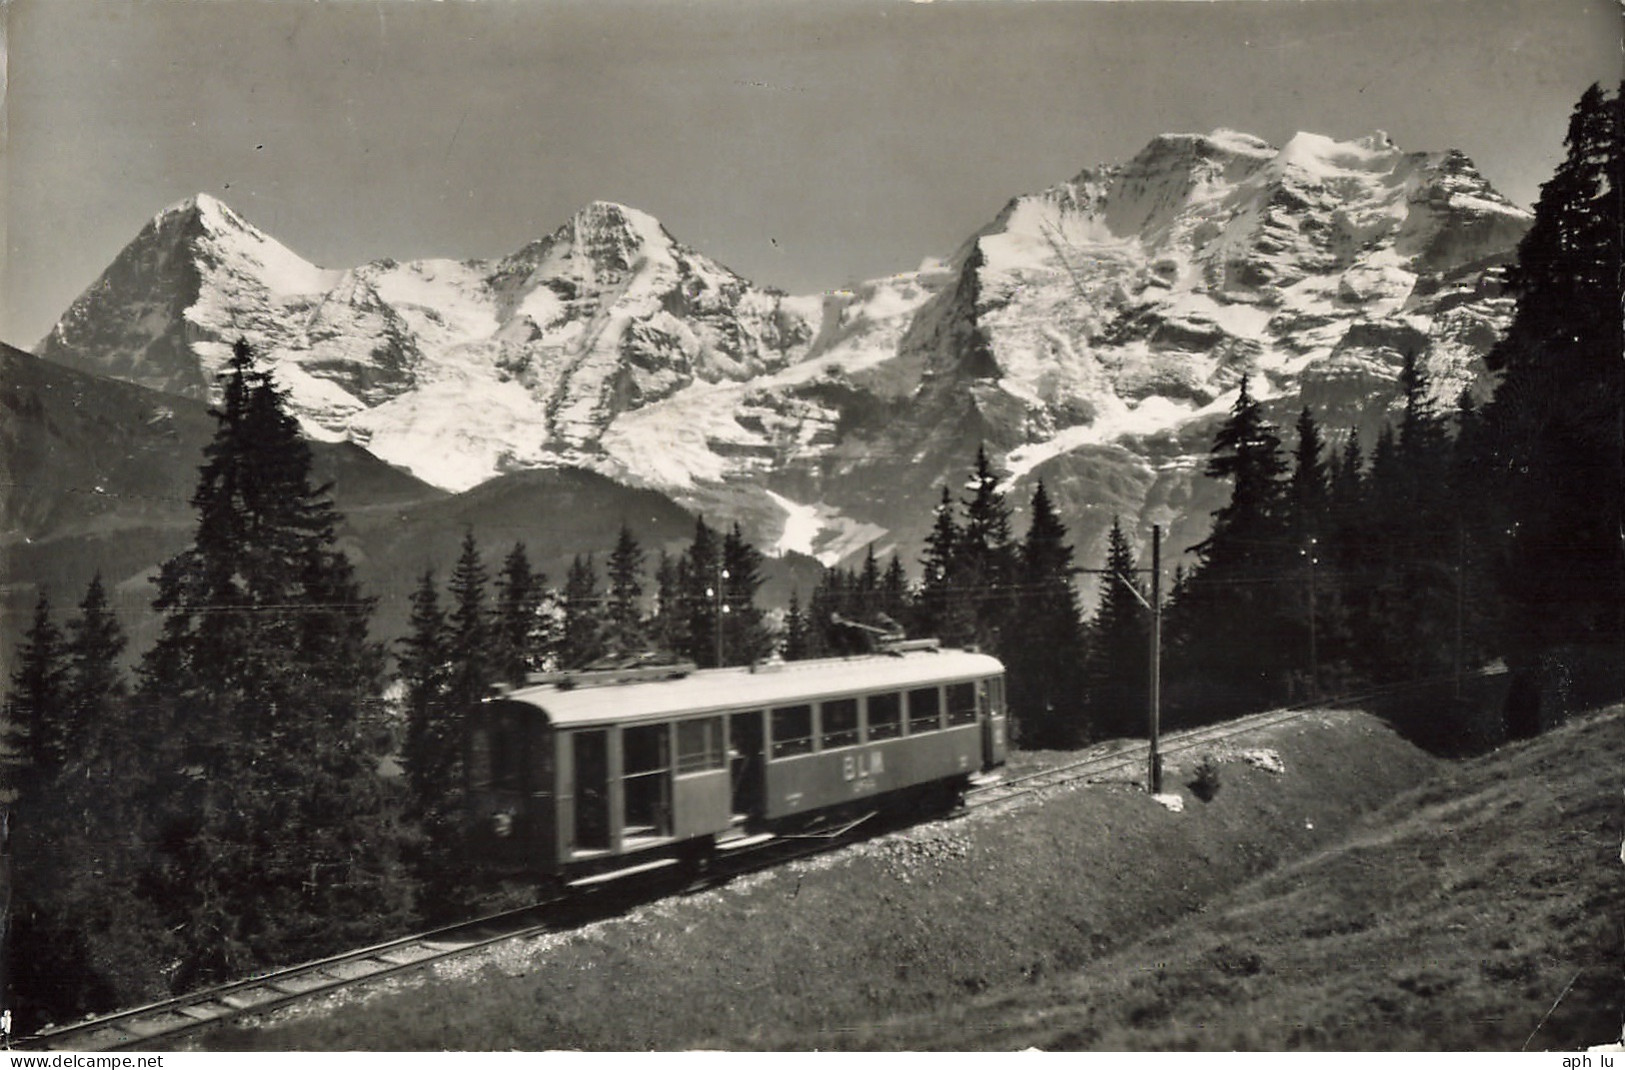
[29,126,1531,574]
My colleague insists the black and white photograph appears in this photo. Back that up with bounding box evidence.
[1,0,1621,1052]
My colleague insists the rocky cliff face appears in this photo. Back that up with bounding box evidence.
[34,128,1530,572]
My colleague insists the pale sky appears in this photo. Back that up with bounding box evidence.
[4,0,1619,348]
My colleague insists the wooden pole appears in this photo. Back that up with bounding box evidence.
[1149,524,1162,795]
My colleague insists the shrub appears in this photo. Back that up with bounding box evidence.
[1190,756,1222,802]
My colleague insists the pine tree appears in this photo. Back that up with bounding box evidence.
[1199,377,1289,561]
[398,568,452,824]
[916,485,962,641]
[1288,407,1331,544]
[1006,482,1085,747]
[1484,81,1624,682]
[10,575,167,1027]
[854,545,883,625]
[1286,409,1333,696]
[720,524,774,666]
[604,524,648,657]
[5,592,69,778]
[446,529,492,709]
[561,555,606,668]
[680,518,722,667]
[492,543,545,685]
[957,446,1017,651]
[1169,377,1294,715]
[648,550,688,658]
[137,339,413,988]
[880,554,911,626]
[1084,517,1149,740]
[782,589,811,661]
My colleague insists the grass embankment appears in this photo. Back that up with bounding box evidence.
[860,704,1625,1050]
[211,708,1473,1050]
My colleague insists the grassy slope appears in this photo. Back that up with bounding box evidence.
[214,708,1467,1051]
[859,704,1625,1051]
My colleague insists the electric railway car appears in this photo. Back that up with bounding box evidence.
[467,643,1007,885]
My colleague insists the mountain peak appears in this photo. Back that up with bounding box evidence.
[568,200,676,251]
[151,191,252,235]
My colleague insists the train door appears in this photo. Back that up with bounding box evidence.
[981,676,1008,768]
[572,729,611,851]
[621,723,673,844]
[728,710,764,821]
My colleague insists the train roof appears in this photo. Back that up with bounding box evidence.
[488,647,1005,729]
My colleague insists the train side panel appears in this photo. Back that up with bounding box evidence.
[763,724,979,820]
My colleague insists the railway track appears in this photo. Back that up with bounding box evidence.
[24,669,1497,1051]
[19,903,566,1051]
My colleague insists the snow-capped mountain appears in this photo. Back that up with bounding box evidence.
[34,128,1530,572]
[38,196,827,491]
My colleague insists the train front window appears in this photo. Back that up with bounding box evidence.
[907,687,942,734]
[771,704,814,758]
[866,692,902,741]
[946,682,978,726]
[820,698,859,749]
[677,717,727,773]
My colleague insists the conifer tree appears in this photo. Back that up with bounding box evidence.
[916,485,962,640]
[604,524,647,657]
[648,550,688,658]
[679,518,722,667]
[445,530,492,707]
[1483,81,1624,682]
[1286,409,1334,695]
[1006,482,1085,747]
[561,555,606,668]
[1288,407,1331,543]
[5,592,68,778]
[11,574,167,1026]
[398,568,452,824]
[880,554,911,626]
[720,524,774,665]
[1084,517,1149,740]
[782,589,811,661]
[1169,377,1294,714]
[137,339,412,988]
[492,543,545,685]
[61,574,128,766]
[806,568,844,657]
[854,545,883,624]
[958,447,1018,644]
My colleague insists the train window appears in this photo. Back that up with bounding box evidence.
[946,682,978,726]
[907,687,942,734]
[622,724,672,840]
[623,723,671,774]
[490,708,525,790]
[676,717,727,774]
[771,704,814,758]
[866,692,902,741]
[820,698,859,749]
[989,676,1005,716]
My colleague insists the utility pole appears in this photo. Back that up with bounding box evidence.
[1454,521,1466,701]
[1148,524,1162,795]
[1083,522,1163,795]
[1304,536,1319,701]
[708,563,731,668]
